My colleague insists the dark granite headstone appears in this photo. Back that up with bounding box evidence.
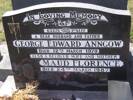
[12,0,128,10]
[2,2,131,99]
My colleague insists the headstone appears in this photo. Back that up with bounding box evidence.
[12,0,128,10]
[2,2,131,99]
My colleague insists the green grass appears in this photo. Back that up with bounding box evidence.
[130,31,133,42]
[0,0,12,41]
[128,0,133,42]
[0,32,5,42]
[0,0,133,42]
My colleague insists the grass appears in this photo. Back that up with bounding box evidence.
[0,32,5,42]
[0,0,133,42]
[130,31,133,42]
[0,0,12,42]
[128,0,133,41]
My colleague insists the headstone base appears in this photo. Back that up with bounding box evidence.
[0,76,132,100]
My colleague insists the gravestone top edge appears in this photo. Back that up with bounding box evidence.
[3,2,131,17]
[11,0,128,10]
